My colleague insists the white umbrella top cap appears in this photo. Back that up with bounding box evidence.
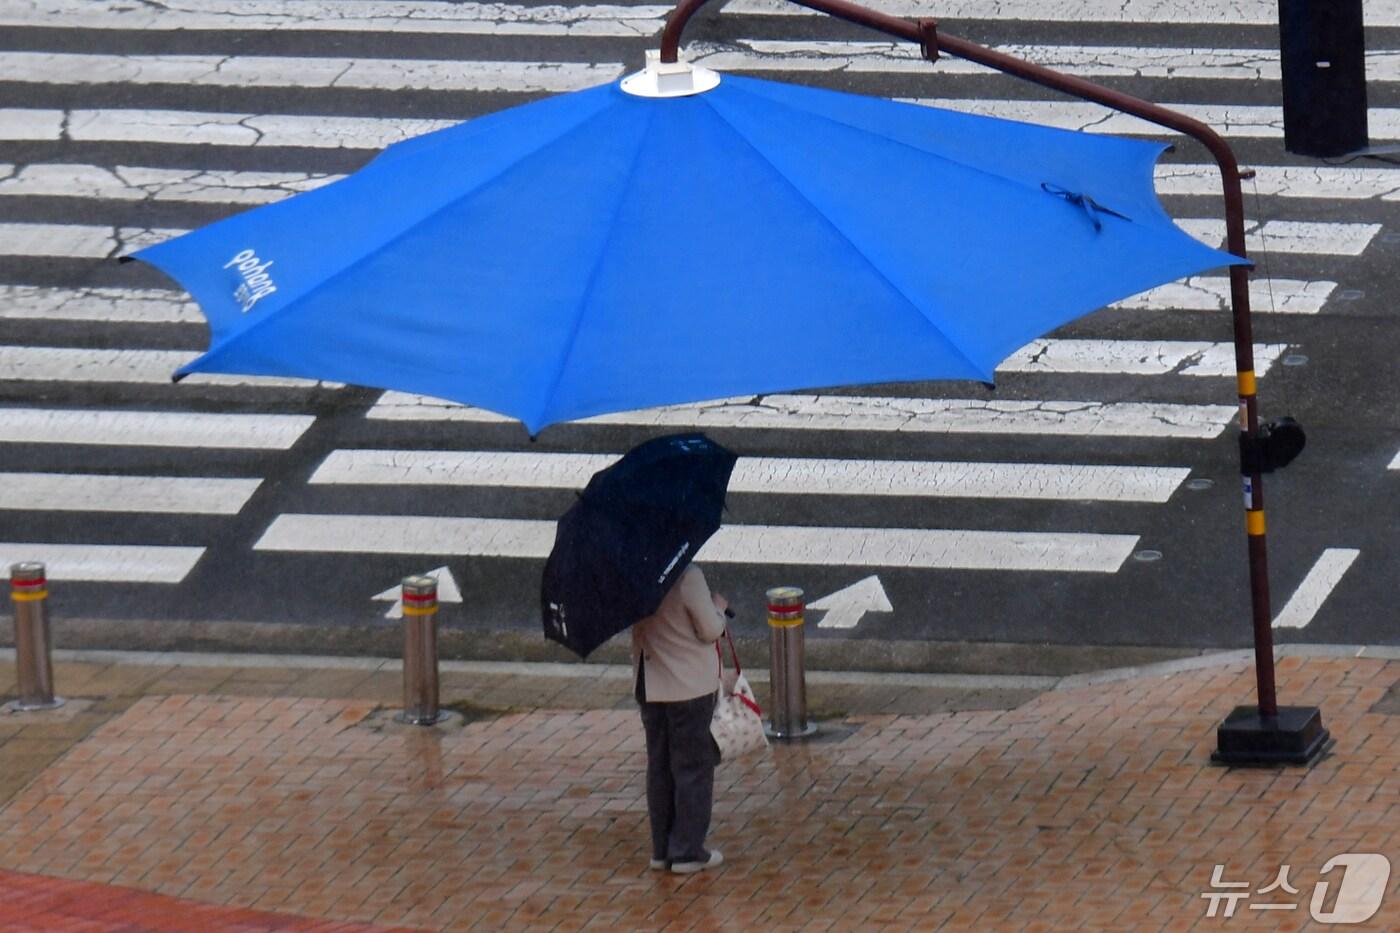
[620,50,721,98]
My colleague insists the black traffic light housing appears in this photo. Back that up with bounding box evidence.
[1278,0,1369,156]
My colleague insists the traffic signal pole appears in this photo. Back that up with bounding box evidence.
[659,0,1328,765]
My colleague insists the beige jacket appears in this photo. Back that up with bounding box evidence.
[631,565,727,702]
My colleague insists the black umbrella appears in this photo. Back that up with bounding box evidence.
[541,433,738,658]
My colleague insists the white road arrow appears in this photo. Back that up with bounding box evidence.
[372,565,463,619]
[811,575,892,630]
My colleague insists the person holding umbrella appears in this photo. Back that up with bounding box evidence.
[632,563,731,874]
[540,433,739,873]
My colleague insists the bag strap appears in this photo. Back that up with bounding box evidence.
[722,628,741,676]
[714,628,741,676]
[716,630,761,715]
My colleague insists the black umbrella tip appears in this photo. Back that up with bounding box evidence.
[116,254,135,265]
[981,381,996,392]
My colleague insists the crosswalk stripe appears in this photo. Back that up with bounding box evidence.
[7,103,1400,151]
[3,162,1393,207]
[0,53,625,93]
[726,0,1400,28]
[1115,278,1336,315]
[8,220,1372,261]
[0,473,263,514]
[253,513,1140,572]
[12,48,1398,91]
[1176,219,1380,257]
[0,164,340,205]
[904,99,1400,141]
[1389,449,1400,470]
[999,340,1286,377]
[367,391,1238,438]
[1272,548,1361,629]
[690,40,1400,83]
[12,0,1400,32]
[3,109,453,149]
[715,524,1138,572]
[309,449,1190,503]
[0,409,316,449]
[1157,165,1400,202]
[2,223,121,259]
[0,109,66,141]
[0,286,202,323]
[0,347,337,389]
[0,1,672,36]
[0,224,182,259]
[0,543,205,583]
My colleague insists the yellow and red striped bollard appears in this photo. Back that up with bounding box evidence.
[10,562,63,711]
[767,586,815,738]
[397,574,446,725]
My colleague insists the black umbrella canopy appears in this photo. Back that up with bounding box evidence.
[541,433,738,657]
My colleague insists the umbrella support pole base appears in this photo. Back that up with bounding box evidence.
[764,721,819,741]
[1211,705,1331,767]
[393,709,459,727]
[3,697,66,714]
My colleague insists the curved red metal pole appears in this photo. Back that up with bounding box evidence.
[662,0,1277,714]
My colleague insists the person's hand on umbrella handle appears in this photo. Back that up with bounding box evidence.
[712,592,733,618]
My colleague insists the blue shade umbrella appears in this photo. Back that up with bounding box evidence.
[131,68,1246,435]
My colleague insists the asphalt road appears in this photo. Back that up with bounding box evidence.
[1,0,1398,669]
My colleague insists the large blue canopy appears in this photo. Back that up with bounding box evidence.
[133,73,1246,434]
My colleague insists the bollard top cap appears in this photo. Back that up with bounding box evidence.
[10,562,46,583]
[765,586,804,608]
[401,575,437,595]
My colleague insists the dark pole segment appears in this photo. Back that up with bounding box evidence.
[658,0,1277,714]
[659,0,714,64]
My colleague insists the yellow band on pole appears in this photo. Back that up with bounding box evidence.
[1237,370,1257,397]
[1246,510,1266,536]
[402,605,437,617]
[768,615,804,628]
[11,589,47,602]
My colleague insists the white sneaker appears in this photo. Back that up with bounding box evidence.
[670,849,723,874]
[648,858,668,870]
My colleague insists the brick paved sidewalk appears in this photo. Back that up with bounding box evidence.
[1,653,1397,930]
[0,866,417,931]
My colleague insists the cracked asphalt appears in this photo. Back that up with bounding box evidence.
[1,1,1398,671]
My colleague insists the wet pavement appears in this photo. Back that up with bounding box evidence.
[1,648,1398,930]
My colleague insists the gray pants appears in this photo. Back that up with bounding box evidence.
[637,689,719,863]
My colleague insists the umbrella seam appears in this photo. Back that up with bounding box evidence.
[530,104,660,433]
[723,76,1155,219]
[708,79,1241,367]
[700,86,994,382]
[721,78,1246,274]
[725,79,1240,266]
[173,89,622,384]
